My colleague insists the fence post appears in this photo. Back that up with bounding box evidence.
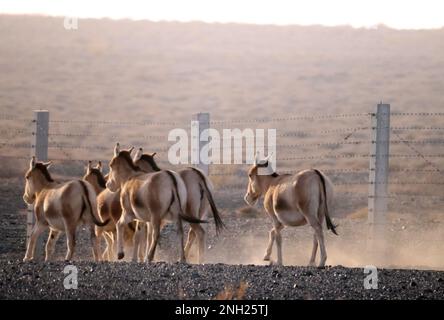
[368,103,390,255]
[27,110,49,247]
[191,113,210,176]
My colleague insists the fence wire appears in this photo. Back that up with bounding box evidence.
[1,111,444,214]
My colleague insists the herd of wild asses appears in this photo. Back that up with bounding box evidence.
[23,143,337,267]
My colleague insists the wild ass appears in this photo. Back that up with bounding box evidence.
[106,143,207,263]
[133,148,224,263]
[244,154,337,267]
[23,157,109,261]
[83,161,146,261]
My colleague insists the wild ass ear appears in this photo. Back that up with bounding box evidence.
[114,142,120,156]
[42,161,52,169]
[29,156,36,169]
[127,146,135,154]
[133,148,143,162]
[86,160,93,173]
[151,152,157,157]
[96,161,103,172]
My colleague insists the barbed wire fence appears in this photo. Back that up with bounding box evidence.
[1,104,444,247]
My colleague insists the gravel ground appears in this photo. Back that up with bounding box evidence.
[1,259,443,300]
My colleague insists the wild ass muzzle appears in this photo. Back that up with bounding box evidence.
[106,143,207,263]
[133,147,224,263]
[23,157,109,262]
[244,153,337,267]
[83,161,146,261]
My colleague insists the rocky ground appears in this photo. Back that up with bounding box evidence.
[0,259,443,300]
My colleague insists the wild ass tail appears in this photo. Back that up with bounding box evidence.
[313,169,338,235]
[189,167,225,235]
[165,170,208,224]
[78,180,110,227]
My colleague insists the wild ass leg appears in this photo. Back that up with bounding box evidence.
[105,232,115,260]
[116,210,133,260]
[177,218,186,263]
[144,222,152,261]
[263,228,276,261]
[264,222,284,264]
[190,224,205,264]
[45,229,61,261]
[132,223,141,262]
[95,226,104,260]
[184,229,196,259]
[305,213,327,268]
[132,221,146,262]
[197,202,209,264]
[65,225,77,261]
[147,219,161,263]
[97,229,111,261]
[309,234,318,267]
[24,222,46,261]
[274,223,284,265]
[90,226,100,262]
[138,223,148,262]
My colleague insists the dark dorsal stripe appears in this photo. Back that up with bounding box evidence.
[140,154,161,172]
[35,163,54,182]
[91,169,107,189]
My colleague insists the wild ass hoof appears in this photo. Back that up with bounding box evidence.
[308,261,316,267]
[263,255,271,261]
[23,256,33,262]
[117,252,124,260]
[269,260,279,266]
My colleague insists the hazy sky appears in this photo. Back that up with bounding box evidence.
[1,0,443,29]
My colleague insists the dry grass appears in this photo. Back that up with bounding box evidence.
[214,281,249,300]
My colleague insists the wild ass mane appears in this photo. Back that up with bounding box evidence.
[139,154,161,172]
[33,163,54,182]
[113,151,141,172]
[90,168,107,189]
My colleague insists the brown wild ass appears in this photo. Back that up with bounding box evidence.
[106,143,207,263]
[83,161,146,261]
[133,148,224,263]
[244,153,337,267]
[23,157,109,261]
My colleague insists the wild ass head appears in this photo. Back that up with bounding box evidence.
[106,143,137,192]
[244,152,274,206]
[133,147,160,173]
[83,160,106,193]
[23,156,53,204]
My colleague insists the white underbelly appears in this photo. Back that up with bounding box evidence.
[275,210,307,227]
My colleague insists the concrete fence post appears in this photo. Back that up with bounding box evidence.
[191,112,210,176]
[368,103,390,258]
[27,110,49,247]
